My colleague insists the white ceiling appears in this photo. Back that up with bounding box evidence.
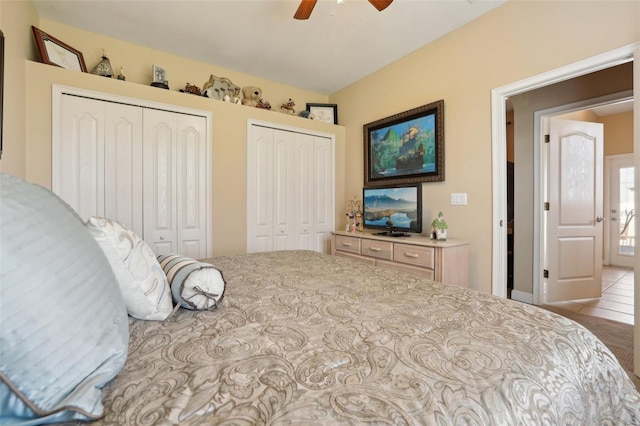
[32,0,507,95]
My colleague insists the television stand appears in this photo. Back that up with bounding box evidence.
[331,230,469,287]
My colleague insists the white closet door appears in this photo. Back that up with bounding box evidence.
[56,95,143,233]
[143,109,207,258]
[247,122,335,254]
[175,113,208,258]
[294,133,315,250]
[273,129,296,251]
[55,95,106,220]
[313,136,334,253]
[248,125,275,252]
[104,103,143,236]
[143,109,178,255]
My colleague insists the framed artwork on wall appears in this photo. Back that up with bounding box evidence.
[306,103,338,124]
[32,26,87,72]
[364,100,444,187]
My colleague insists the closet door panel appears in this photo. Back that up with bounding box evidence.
[55,95,105,220]
[273,130,295,251]
[314,136,334,253]
[248,126,275,252]
[176,115,207,258]
[143,110,177,255]
[294,133,315,250]
[104,103,143,236]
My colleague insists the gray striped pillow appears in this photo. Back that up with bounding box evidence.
[157,254,226,310]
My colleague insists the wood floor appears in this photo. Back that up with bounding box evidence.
[542,266,635,325]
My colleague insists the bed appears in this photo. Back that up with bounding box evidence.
[97,250,640,425]
[1,174,639,425]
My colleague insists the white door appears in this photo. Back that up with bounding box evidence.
[248,125,275,252]
[273,129,296,251]
[55,95,143,234]
[608,155,635,267]
[143,108,208,258]
[247,122,335,254]
[545,117,604,302]
[55,95,106,220]
[104,103,143,236]
[313,135,334,253]
[295,133,315,250]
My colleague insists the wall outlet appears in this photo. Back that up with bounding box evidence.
[451,193,468,205]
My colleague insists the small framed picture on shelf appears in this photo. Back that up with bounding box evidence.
[306,103,338,124]
[31,26,87,72]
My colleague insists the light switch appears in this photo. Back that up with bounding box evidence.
[451,193,468,205]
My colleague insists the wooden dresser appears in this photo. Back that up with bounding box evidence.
[331,231,469,287]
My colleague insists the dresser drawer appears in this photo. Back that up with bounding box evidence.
[377,260,435,280]
[393,243,434,269]
[361,239,393,261]
[334,235,361,255]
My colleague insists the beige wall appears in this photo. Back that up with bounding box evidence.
[330,0,639,292]
[0,0,38,177]
[603,111,635,156]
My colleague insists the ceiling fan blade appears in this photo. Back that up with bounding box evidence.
[368,0,393,12]
[294,0,317,20]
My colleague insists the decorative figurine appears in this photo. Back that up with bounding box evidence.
[117,66,125,81]
[431,211,448,241]
[180,83,202,96]
[281,98,295,114]
[346,196,363,233]
[91,49,113,78]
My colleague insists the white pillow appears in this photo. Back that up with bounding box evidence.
[86,217,173,321]
[158,254,226,310]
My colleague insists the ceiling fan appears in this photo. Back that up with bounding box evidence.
[294,0,393,20]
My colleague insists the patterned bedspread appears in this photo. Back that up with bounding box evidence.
[95,250,640,425]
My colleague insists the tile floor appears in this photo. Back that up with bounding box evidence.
[542,266,635,325]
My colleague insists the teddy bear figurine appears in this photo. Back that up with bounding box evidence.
[242,86,262,107]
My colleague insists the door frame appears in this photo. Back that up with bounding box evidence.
[490,43,639,301]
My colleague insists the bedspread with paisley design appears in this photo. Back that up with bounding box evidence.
[94,250,640,425]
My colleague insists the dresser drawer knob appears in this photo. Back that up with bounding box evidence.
[342,242,352,247]
[369,247,381,252]
[404,252,419,258]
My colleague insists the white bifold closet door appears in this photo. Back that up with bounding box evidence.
[142,109,208,258]
[247,122,334,254]
[54,93,210,258]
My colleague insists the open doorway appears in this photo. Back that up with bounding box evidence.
[492,44,638,379]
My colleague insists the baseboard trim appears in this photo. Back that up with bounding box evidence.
[511,290,533,305]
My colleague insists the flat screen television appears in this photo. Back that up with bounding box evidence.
[362,184,422,236]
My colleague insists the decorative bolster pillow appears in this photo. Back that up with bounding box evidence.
[157,254,226,310]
